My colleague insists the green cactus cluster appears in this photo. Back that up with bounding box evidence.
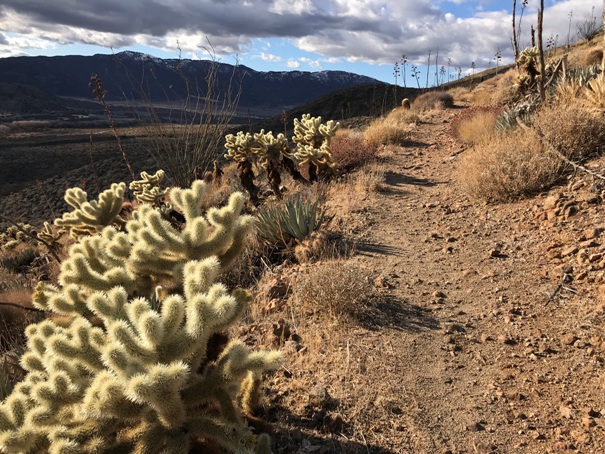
[292,114,339,182]
[0,177,281,454]
[224,114,339,201]
[0,224,35,250]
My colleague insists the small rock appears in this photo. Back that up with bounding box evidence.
[497,334,516,345]
[582,417,596,428]
[561,333,578,346]
[584,227,602,240]
[570,429,590,444]
[561,245,579,257]
[560,405,573,419]
[544,194,561,210]
[488,248,503,258]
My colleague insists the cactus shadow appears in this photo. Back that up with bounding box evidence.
[268,410,398,454]
[357,296,439,333]
[384,171,443,188]
[355,242,403,257]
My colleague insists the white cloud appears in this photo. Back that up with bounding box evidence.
[259,52,281,62]
[287,58,301,68]
[300,57,322,69]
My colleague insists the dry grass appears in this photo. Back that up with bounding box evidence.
[450,106,501,146]
[362,107,416,149]
[413,91,454,111]
[330,130,378,173]
[490,69,518,105]
[584,48,603,66]
[457,130,563,202]
[292,259,374,320]
[448,86,473,104]
[533,104,605,160]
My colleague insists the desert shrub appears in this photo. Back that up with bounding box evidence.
[330,130,377,172]
[533,104,605,160]
[413,91,454,111]
[448,86,473,104]
[362,107,415,148]
[457,130,563,202]
[293,260,374,319]
[0,247,37,274]
[469,88,494,106]
[349,166,386,194]
[584,48,603,66]
[450,106,501,146]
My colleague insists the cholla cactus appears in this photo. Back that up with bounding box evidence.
[129,170,169,207]
[224,131,260,163]
[292,114,339,181]
[514,47,540,94]
[224,132,261,204]
[54,183,126,238]
[254,130,289,198]
[0,224,35,250]
[0,178,281,454]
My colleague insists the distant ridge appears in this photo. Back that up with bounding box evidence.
[0,51,382,113]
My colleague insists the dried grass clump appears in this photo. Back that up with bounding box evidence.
[584,48,603,66]
[331,130,377,173]
[448,87,473,104]
[293,260,374,319]
[490,69,518,105]
[413,91,454,111]
[450,106,501,146]
[457,130,563,202]
[533,104,605,160]
[362,108,415,148]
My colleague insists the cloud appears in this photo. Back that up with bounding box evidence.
[0,0,601,70]
[286,58,301,68]
[259,52,281,62]
[300,57,322,69]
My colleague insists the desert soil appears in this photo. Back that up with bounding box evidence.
[2,103,605,454]
[252,106,605,453]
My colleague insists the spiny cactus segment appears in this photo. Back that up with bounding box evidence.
[54,183,126,238]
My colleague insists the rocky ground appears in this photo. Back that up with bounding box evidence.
[2,103,605,453]
[247,106,605,453]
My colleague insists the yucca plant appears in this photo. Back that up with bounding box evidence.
[256,194,333,249]
[585,75,605,110]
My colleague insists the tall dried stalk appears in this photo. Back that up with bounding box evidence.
[139,47,243,188]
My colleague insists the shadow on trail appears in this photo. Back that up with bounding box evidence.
[358,296,440,333]
[384,171,444,188]
[356,242,402,257]
[266,405,398,454]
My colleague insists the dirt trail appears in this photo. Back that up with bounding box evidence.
[267,107,605,453]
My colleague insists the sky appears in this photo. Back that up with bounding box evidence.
[0,0,602,86]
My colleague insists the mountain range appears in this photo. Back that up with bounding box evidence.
[0,51,383,117]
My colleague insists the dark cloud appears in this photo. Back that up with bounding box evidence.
[0,0,601,69]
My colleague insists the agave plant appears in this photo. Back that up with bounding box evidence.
[585,75,605,110]
[256,194,333,249]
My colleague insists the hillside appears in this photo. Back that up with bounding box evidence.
[0,51,381,113]
[1,38,605,453]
